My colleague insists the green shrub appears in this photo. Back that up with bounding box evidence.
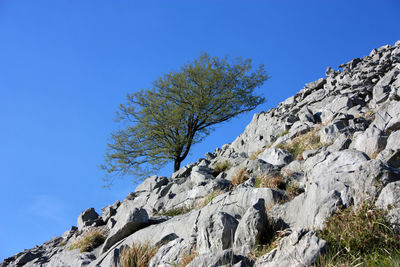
[69,229,106,252]
[120,242,158,267]
[316,201,400,266]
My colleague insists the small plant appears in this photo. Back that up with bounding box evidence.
[214,161,232,175]
[255,173,285,189]
[201,190,224,208]
[158,205,193,217]
[69,229,106,252]
[250,149,264,160]
[316,201,400,266]
[231,168,249,187]
[276,128,322,160]
[119,242,158,267]
[285,182,304,200]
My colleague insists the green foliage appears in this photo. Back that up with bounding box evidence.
[157,205,193,217]
[119,242,159,267]
[69,229,106,252]
[316,201,400,266]
[214,161,232,175]
[102,53,268,185]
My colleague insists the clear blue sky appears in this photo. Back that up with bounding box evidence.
[0,0,399,261]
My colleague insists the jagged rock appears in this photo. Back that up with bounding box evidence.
[257,148,293,166]
[101,206,149,253]
[372,64,400,104]
[270,150,400,230]
[47,249,96,267]
[376,181,400,230]
[149,238,193,267]
[254,230,326,267]
[78,208,101,230]
[233,199,268,253]
[187,249,250,267]
[196,212,238,253]
[351,125,387,157]
[134,175,169,193]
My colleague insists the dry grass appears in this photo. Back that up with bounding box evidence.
[255,173,285,189]
[214,161,232,175]
[249,229,290,260]
[69,229,106,252]
[175,250,198,267]
[119,242,159,267]
[315,201,400,267]
[231,168,249,187]
[275,128,322,160]
[250,149,264,160]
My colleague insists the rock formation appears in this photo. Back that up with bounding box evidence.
[2,40,400,266]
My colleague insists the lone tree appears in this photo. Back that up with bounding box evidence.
[102,53,268,183]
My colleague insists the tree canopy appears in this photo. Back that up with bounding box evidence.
[102,53,268,184]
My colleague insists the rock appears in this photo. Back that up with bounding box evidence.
[47,249,96,267]
[258,148,293,166]
[196,212,238,253]
[77,208,100,230]
[149,238,192,267]
[186,249,249,267]
[376,181,400,230]
[373,65,400,103]
[254,230,326,267]
[233,199,268,252]
[351,125,387,157]
[134,175,168,193]
[102,206,149,253]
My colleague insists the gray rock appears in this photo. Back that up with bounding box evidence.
[149,238,193,267]
[351,126,387,157]
[77,208,100,230]
[187,249,248,267]
[233,199,268,252]
[134,175,168,193]
[373,65,400,104]
[196,212,238,253]
[258,148,293,166]
[47,249,96,267]
[254,230,326,267]
[376,181,400,230]
[102,206,149,253]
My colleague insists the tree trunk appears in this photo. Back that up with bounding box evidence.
[174,159,181,172]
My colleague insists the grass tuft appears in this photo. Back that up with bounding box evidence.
[69,229,106,252]
[275,128,322,160]
[231,168,249,187]
[119,242,158,267]
[157,205,193,217]
[255,173,285,189]
[250,149,264,160]
[174,250,198,267]
[214,161,232,175]
[316,201,400,266]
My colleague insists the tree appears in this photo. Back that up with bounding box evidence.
[102,53,268,184]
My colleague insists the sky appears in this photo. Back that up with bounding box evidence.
[0,0,399,261]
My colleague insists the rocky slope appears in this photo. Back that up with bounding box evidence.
[2,41,400,267]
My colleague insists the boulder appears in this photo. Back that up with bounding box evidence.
[254,230,326,267]
[233,199,268,253]
[258,148,293,166]
[376,181,400,230]
[77,208,100,230]
[187,249,249,267]
[101,206,149,253]
[351,125,387,157]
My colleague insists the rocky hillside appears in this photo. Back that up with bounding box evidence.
[3,41,400,267]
